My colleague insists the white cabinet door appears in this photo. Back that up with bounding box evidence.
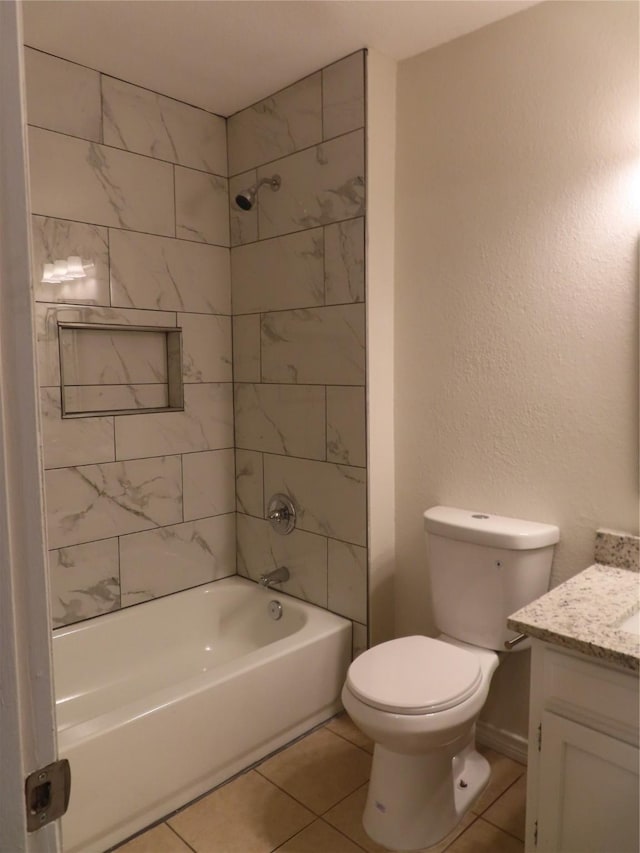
[537,710,639,853]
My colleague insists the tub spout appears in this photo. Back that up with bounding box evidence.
[259,566,290,588]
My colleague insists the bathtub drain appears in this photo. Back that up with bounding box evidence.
[268,600,283,620]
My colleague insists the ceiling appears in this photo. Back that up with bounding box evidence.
[22,0,539,116]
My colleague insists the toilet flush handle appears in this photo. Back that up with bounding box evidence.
[504,633,527,650]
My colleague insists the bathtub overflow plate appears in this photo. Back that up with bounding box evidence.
[269,600,283,620]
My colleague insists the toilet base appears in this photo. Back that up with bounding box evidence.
[363,740,491,851]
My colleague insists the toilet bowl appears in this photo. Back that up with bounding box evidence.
[342,506,560,851]
[342,635,499,851]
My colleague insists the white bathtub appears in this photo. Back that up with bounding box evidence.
[53,576,352,853]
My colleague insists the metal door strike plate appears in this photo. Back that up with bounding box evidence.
[25,759,71,831]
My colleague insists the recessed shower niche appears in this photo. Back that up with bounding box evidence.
[58,322,184,418]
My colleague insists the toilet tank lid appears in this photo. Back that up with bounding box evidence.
[423,506,560,550]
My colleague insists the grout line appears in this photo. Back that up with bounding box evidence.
[477,773,527,836]
[320,66,325,143]
[441,814,482,852]
[268,821,316,853]
[164,821,198,853]
[35,298,233,318]
[467,816,526,848]
[320,818,371,852]
[228,125,364,180]
[110,717,371,852]
[235,508,367,552]
[480,813,526,846]
[252,768,322,817]
[28,121,228,179]
[235,296,365,317]
[228,65,322,122]
[31,207,231,250]
[232,379,365,391]
[24,44,227,121]
[172,165,177,238]
[230,212,364,249]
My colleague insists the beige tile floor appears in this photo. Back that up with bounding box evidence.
[115,715,526,853]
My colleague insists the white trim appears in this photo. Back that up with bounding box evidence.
[0,3,59,851]
[366,48,397,646]
[476,720,529,766]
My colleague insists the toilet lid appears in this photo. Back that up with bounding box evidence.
[346,636,482,715]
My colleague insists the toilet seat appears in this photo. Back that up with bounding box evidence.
[346,636,482,715]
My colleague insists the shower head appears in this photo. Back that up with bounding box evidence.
[234,174,281,211]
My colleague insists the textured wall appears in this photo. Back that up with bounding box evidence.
[228,52,368,655]
[25,48,235,627]
[394,1,638,735]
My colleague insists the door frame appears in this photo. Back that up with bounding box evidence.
[0,2,59,851]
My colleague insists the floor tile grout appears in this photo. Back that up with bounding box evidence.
[318,816,371,852]
[478,773,526,843]
[441,813,481,852]
[165,819,199,853]
[253,758,369,820]
[114,716,525,853]
[265,811,317,853]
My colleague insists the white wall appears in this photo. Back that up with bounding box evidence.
[394,0,638,738]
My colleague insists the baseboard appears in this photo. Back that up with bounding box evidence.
[476,720,529,765]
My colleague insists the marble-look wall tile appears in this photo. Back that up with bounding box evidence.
[45,455,182,549]
[115,383,233,460]
[179,313,232,383]
[35,303,177,388]
[110,230,230,314]
[235,383,325,459]
[63,384,168,414]
[175,166,229,246]
[236,513,328,607]
[326,386,366,467]
[28,127,174,236]
[324,218,365,305]
[263,454,367,546]
[120,514,236,605]
[49,539,120,627]
[328,539,367,623]
[102,77,227,175]
[229,171,258,246]
[183,449,235,521]
[60,326,167,385]
[322,52,365,140]
[24,48,101,142]
[235,449,264,517]
[231,228,324,314]
[233,315,261,382]
[31,216,110,306]
[257,129,365,239]
[228,74,322,176]
[40,388,115,469]
[261,304,365,385]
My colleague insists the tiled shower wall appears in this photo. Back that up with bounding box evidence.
[228,52,368,654]
[25,46,368,649]
[25,48,235,626]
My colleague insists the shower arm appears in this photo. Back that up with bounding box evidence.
[257,175,281,192]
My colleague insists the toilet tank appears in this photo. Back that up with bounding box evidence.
[424,506,559,651]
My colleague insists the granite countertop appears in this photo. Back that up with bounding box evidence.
[508,563,640,673]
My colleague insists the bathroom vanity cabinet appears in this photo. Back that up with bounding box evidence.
[525,640,639,853]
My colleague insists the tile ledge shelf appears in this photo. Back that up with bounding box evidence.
[508,563,640,673]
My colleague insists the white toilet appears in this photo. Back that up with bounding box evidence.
[342,506,559,851]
